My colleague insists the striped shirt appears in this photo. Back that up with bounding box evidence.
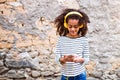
[55,36,89,76]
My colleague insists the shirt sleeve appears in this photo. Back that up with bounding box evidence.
[55,37,61,64]
[82,37,90,65]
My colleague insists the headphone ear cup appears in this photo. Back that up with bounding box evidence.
[79,24,83,28]
[64,22,68,28]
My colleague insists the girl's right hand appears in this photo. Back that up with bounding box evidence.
[59,55,77,65]
[59,55,72,65]
[59,56,68,65]
[63,55,75,62]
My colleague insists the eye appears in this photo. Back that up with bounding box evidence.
[68,25,72,28]
[74,26,78,28]
[73,25,79,28]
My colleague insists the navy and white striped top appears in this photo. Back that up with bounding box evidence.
[55,36,89,76]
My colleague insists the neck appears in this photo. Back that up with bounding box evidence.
[66,34,80,38]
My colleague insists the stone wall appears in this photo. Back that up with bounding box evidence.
[0,0,120,80]
[79,0,120,80]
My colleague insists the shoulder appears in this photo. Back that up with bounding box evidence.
[80,36,88,41]
[57,36,66,43]
[80,36,89,44]
[57,36,66,40]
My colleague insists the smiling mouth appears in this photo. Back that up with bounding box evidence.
[70,31,75,34]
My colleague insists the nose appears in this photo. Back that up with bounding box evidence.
[71,27,75,31]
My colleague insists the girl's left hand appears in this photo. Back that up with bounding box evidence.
[73,57,84,63]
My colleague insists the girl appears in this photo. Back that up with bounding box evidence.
[54,8,90,80]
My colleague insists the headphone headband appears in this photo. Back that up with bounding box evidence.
[64,11,83,28]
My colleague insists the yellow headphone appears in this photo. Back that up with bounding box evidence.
[64,11,83,28]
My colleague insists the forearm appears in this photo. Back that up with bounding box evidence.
[55,54,61,64]
[83,56,89,64]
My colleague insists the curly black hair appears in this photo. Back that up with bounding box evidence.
[54,8,90,36]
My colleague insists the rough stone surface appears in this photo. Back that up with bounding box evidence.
[0,0,120,79]
[5,59,34,69]
[0,0,6,3]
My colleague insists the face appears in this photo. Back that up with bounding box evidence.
[67,19,80,37]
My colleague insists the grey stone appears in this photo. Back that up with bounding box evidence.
[116,71,120,78]
[99,58,109,64]
[6,54,13,59]
[30,51,39,58]
[20,0,63,21]
[17,52,32,59]
[5,59,35,69]
[0,67,9,74]
[0,60,4,67]
[0,53,6,60]
[87,77,99,80]
[31,70,41,78]
[109,70,115,75]
[7,2,23,7]
[6,70,26,79]
[41,71,54,77]
[108,74,118,80]
[96,63,111,70]
[115,68,120,78]
[92,71,103,78]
